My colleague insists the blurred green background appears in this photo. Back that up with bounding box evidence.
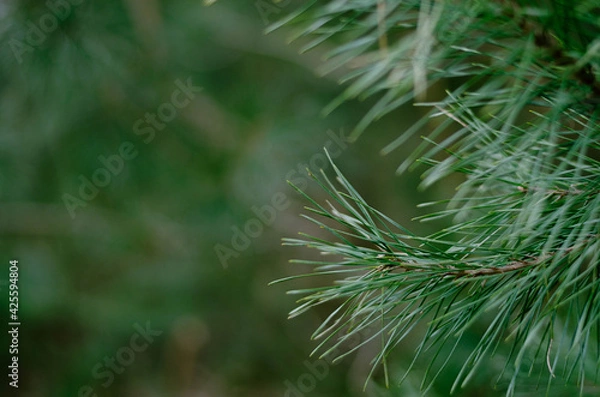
[0,1,568,396]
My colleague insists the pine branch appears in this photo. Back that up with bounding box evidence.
[271,1,600,395]
[275,153,600,394]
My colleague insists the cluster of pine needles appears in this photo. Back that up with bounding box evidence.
[271,1,600,395]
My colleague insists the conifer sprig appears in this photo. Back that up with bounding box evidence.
[274,151,599,394]
[272,1,600,394]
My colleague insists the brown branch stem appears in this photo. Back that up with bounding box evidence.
[377,235,598,278]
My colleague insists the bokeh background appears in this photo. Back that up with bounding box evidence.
[0,1,557,396]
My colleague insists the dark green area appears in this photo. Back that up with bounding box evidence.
[0,1,433,396]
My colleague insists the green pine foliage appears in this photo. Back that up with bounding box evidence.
[271,1,600,395]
